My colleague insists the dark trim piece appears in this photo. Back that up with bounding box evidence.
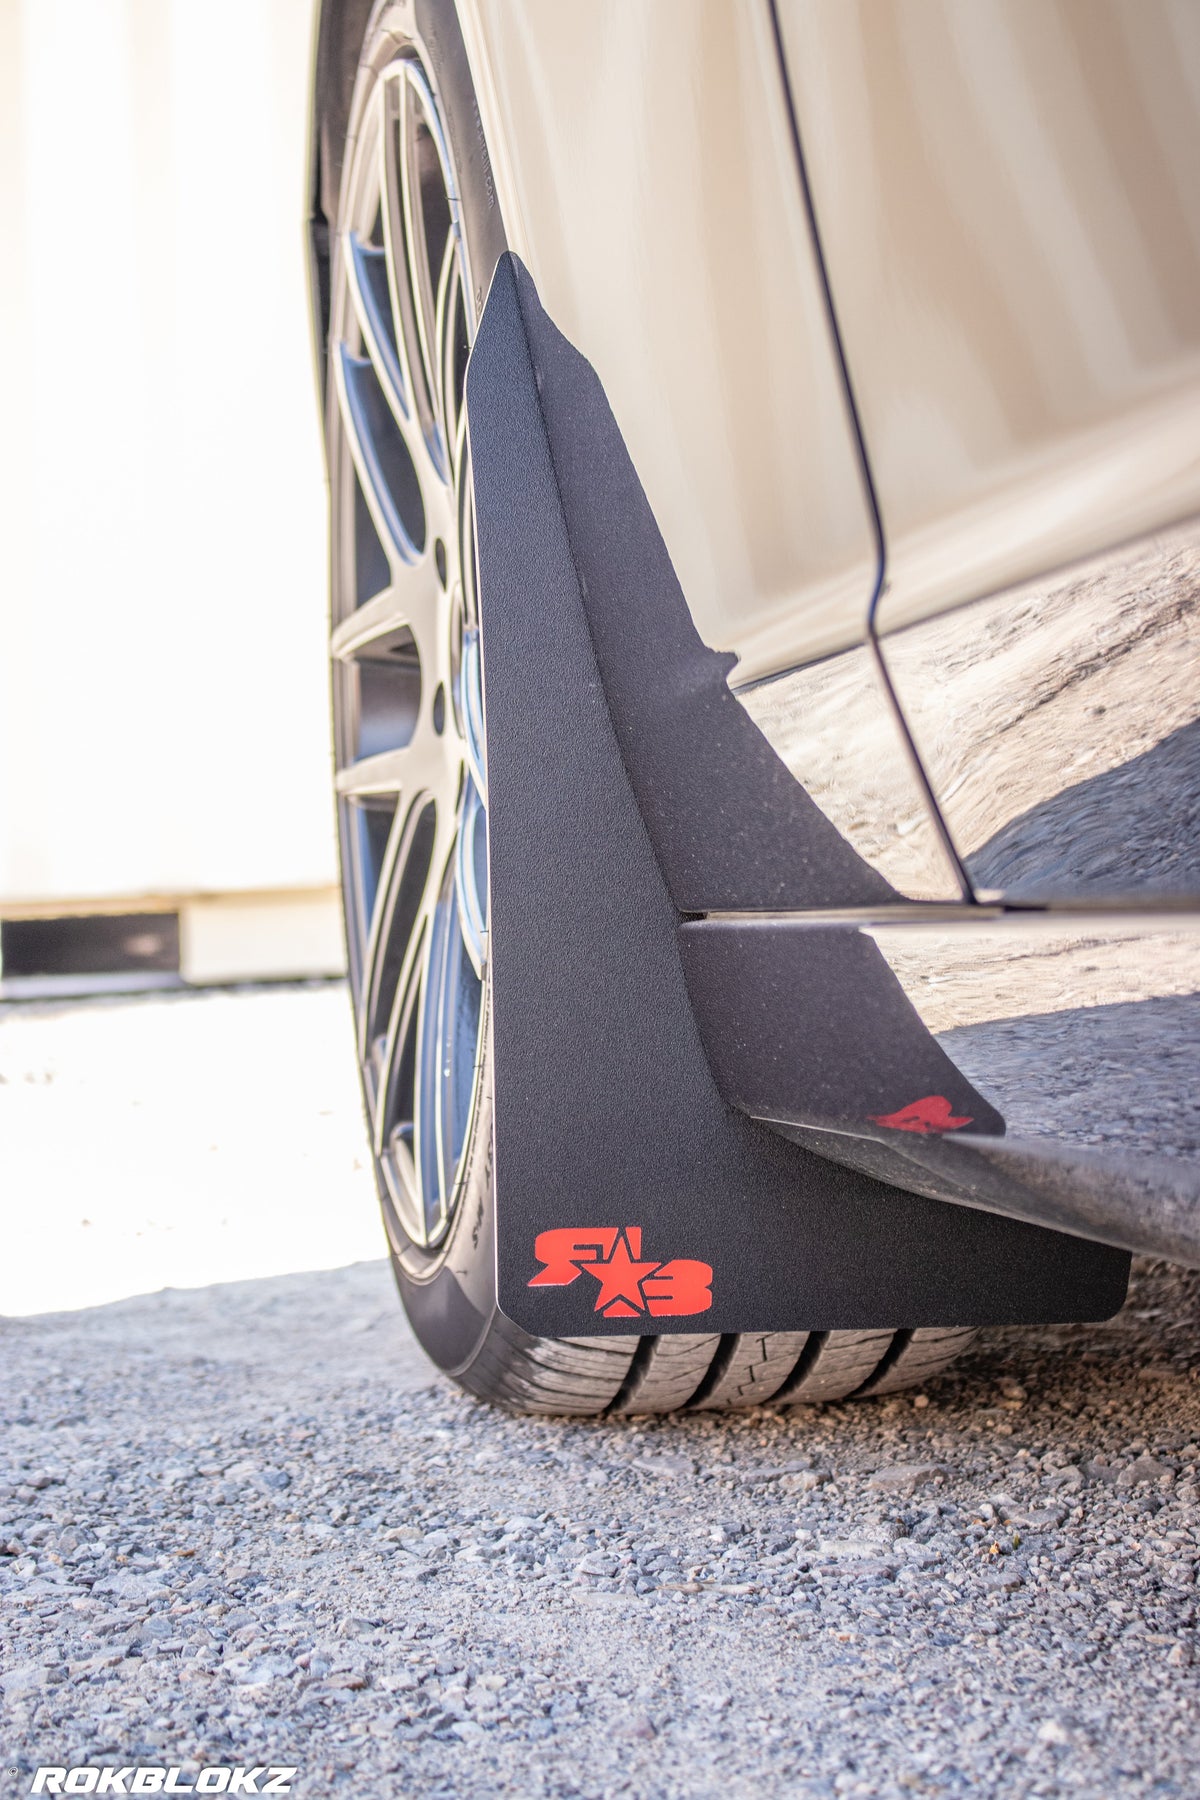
[467,253,1128,1336]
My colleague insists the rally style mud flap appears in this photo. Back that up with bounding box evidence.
[466,254,1128,1338]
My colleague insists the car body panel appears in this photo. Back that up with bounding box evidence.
[739,646,966,902]
[452,0,1200,1218]
[864,912,1200,1183]
[453,0,962,897]
[877,515,1200,903]
[777,0,1200,639]
[455,0,880,682]
[778,0,1200,912]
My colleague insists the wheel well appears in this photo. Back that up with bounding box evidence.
[311,0,375,230]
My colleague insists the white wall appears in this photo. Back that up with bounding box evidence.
[0,0,337,908]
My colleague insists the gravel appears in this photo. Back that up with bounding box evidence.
[3,986,1200,1797]
[3,1258,1200,1798]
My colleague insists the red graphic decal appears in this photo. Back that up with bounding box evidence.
[869,1094,973,1134]
[586,1235,662,1314]
[526,1229,620,1286]
[640,1259,715,1316]
[527,1227,713,1317]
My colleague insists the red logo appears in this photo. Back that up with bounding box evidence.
[527,1227,713,1319]
[869,1094,973,1134]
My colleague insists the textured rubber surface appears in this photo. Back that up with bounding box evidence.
[610,1335,723,1415]
[458,1314,640,1417]
[860,1327,980,1396]
[458,1319,974,1417]
[775,1330,895,1404]
[692,1333,814,1410]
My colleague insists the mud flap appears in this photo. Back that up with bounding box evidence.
[467,254,1128,1337]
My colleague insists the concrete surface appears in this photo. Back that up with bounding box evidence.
[0,985,381,1315]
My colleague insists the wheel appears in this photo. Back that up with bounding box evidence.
[322,0,978,1416]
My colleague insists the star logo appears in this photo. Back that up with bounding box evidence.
[584,1230,662,1318]
[526,1226,713,1317]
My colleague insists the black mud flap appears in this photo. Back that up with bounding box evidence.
[467,254,1128,1339]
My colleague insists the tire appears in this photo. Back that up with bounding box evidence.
[321,0,978,1417]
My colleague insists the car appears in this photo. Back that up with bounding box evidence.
[306,0,1200,1416]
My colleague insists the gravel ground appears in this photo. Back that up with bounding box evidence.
[4,1258,1200,1799]
[4,987,1200,1798]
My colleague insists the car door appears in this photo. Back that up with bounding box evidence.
[765,0,1200,1214]
[776,0,1200,906]
[458,0,962,904]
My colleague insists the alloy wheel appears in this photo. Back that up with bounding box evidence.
[327,52,487,1262]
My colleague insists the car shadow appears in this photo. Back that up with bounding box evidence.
[968,715,1200,899]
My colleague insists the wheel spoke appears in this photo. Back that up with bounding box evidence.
[426,893,457,1236]
[379,70,424,443]
[375,931,428,1180]
[330,585,413,662]
[330,572,444,669]
[370,800,456,1145]
[345,231,409,427]
[397,62,456,478]
[334,342,426,565]
[335,729,448,802]
[433,231,462,452]
[372,873,436,1135]
[410,873,457,1240]
[383,1123,423,1251]
[358,796,436,1059]
[457,411,481,632]
[336,748,410,800]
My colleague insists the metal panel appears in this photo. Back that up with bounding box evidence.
[740,645,965,903]
[877,517,1200,903]
[867,912,1200,1171]
[777,0,1200,637]
[458,0,879,681]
